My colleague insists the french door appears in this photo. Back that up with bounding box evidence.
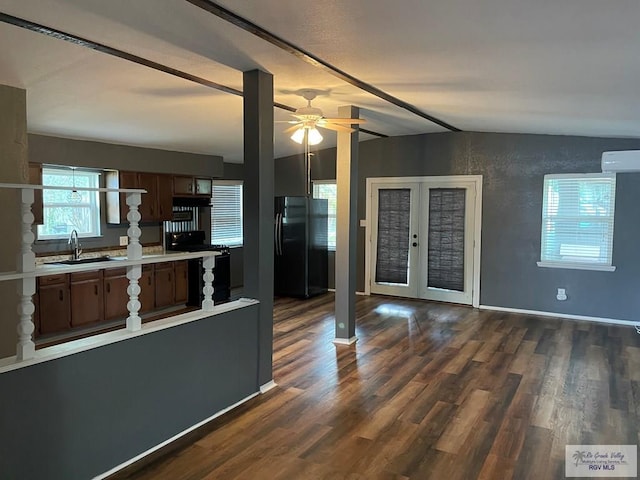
[368,176,481,306]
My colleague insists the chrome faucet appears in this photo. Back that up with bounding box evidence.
[68,229,82,260]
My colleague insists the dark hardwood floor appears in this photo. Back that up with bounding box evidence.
[119,293,640,479]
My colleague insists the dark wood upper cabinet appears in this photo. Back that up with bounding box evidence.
[106,170,174,224]
[28,163,43,225]
[174,176,212,197]
[173,176,194,196]
[157,174,173,221]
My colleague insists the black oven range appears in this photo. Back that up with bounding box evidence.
[166,230,231,306]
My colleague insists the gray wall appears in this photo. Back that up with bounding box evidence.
[28,134,224,253]
[275,131,640,320]
[0,305,260,480]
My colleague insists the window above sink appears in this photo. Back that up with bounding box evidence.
[37,167,102,240]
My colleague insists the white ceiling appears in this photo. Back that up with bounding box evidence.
[0,0,639,163]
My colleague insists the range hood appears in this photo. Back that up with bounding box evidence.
[172,196,211,207]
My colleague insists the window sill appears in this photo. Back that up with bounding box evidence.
[536,261,616,272]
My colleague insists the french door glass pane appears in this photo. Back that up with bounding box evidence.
[375,189,411,284]
[427,188,465,291]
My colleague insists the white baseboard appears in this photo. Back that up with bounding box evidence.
[333,336,358,345]
[479,304,639,328]
[326,289,368,296]
[95,390,260,479]
[260,380,277,393]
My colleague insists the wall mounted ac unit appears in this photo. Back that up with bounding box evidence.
[601,150,640,172]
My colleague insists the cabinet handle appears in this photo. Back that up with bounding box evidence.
[107,283,110,293]
[168,273,172,281]
[59,289,63,301]
[94,285,98,295]
[148,276,152,286]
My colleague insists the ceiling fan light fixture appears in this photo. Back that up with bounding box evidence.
[290,128,305,144]
[307,128,323,145]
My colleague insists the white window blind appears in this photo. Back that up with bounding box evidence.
[211,182,243,246]
[312,181,336,251]
[37,167,101,240]
[539,173,616,270]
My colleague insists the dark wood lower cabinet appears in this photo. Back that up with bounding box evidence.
[104,268,129,321]
[140,265,155,313]
[38,275,70,335]
[36,260,188,339]
[154,262,175,308]
[70,271,104,327]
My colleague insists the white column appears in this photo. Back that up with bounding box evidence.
[202,254,215,311]
[125,192,142,331]
[16,187,36,360]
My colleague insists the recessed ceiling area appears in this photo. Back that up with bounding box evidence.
[0,0,639,163]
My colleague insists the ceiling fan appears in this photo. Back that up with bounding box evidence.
[283,90,366,145]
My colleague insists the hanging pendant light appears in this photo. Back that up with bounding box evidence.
[68,167,82,203]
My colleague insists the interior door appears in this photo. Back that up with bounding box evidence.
[418,183,476,304]
[370,182,420,297]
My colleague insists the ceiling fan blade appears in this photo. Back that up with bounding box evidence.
[319,118,367,124]
[284,124,303,134]
[318,123,355,133]
[275,120,299,123]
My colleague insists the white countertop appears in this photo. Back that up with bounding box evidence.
[0,251,220,281]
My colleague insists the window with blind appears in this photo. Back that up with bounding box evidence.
[538,173,617,271]
[211,182,243,247]
[312,181,337,251]
[37,167,101,240]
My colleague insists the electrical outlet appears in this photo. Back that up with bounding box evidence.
[556,288,567,301]
[119,236,129,246]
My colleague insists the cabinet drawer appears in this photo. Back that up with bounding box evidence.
[104,267,127,278]
[38,274,68,286]
[71,270,104,282]
[154,262,173,270]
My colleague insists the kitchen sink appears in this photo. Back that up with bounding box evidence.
[48,255,116,265]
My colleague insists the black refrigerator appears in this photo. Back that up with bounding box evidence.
[274,196,328,298]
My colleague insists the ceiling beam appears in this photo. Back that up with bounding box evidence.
[185,0,462,133]
[0,12,386,139]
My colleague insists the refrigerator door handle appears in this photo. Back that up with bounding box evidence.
[274,213,279,256]
[275,213,283,256]
[278,213,283,256]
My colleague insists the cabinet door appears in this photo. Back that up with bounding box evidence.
[195,178,212,196]
[28,163,43,225]
[157,174,173,221]
[38,281,71,334]
[174,176,194,196]
[104,270,130,320]
[174,261,188,304]
[70,271,104,327]
[140,266,155,313]
[154,263,175,308]
[138,173,159,221]
[33,291,40,338]
[119,171,138,223]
